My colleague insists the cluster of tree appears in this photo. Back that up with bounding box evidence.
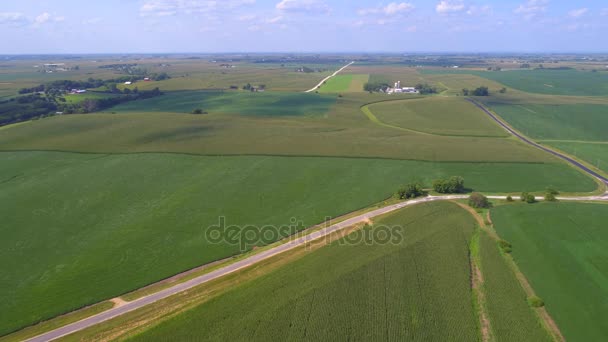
[468,192,491,209]
[242,83,266,91]
[1,87,163,125]
[61,88,162,114]
[433,176,465,194]
[396,183,425,200]
[545,188,559,202]
[487,66,502,71]
[414,83,438,95]
[0,94,58,126]
[462,86,489,96]
[363,82,390,93]
[520,192,536,203]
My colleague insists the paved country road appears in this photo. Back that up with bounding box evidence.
[304,61,354,93]
[25,193,606,342]
[467,98,608,186]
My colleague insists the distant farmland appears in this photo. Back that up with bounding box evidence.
[421,69,608,96]
[128,202,479,341]
[492,202,608,341]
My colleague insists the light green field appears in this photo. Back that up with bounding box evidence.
[318,74,369,93]
[488,103,608,141]
[111,90,337,117]
[479,231,551,341]
[0,150,598,335]
[127,201,479,341]
[421,69,608,96]
[368,97,509,137]
[492,203,608,341]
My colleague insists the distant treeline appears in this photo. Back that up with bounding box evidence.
[2,79,163,126]
[18,74,169,95]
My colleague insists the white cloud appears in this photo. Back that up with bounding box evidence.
[568,8,587,18]
[266,15,284,24]
[35,12,51,24]
[238,14,257,21]
[359,2,414,16]
[466,5,491,16]
[276,0,330,13]
[140,0,256,17]
[436,1,465,14]
[0,12,28,26]
[514,0,548,20]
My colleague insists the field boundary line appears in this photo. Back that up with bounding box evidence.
[361,99,512,138]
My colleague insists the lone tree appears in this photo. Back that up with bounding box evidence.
[433,176,465,194]
[468,192,491,209]
[397,183,425,200]
[192,108,207,114]
[545,188,559,202]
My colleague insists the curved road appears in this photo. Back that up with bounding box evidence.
[304,61,354,93]
[467,98,608,186]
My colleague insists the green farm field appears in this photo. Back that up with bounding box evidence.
[479,231,551,341]
[368,97,509,137]
[544,142,608,174]
[127,201,479,341]
[421,69,608,96]
[492,202,608,341]
[0,150,598,335]
[111,90,336,116]
[0,93,571,164]
[487,103,608,141]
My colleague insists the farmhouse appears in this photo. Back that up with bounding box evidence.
[387,81,419,94]
[124,81,132,85]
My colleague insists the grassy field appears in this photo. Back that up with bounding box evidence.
[544,141,608,174]
[479,230,551,341]
[111,90,337,117]
[318,74,369,93]
[487,103,608,141]
[0,150,598,335]
[492,202,608,341]
[368,97,509,137]
[421,69,608,96]
[127,201,479,341]
[0,92,567,164]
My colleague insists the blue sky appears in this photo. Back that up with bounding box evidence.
[0,0,607,53]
